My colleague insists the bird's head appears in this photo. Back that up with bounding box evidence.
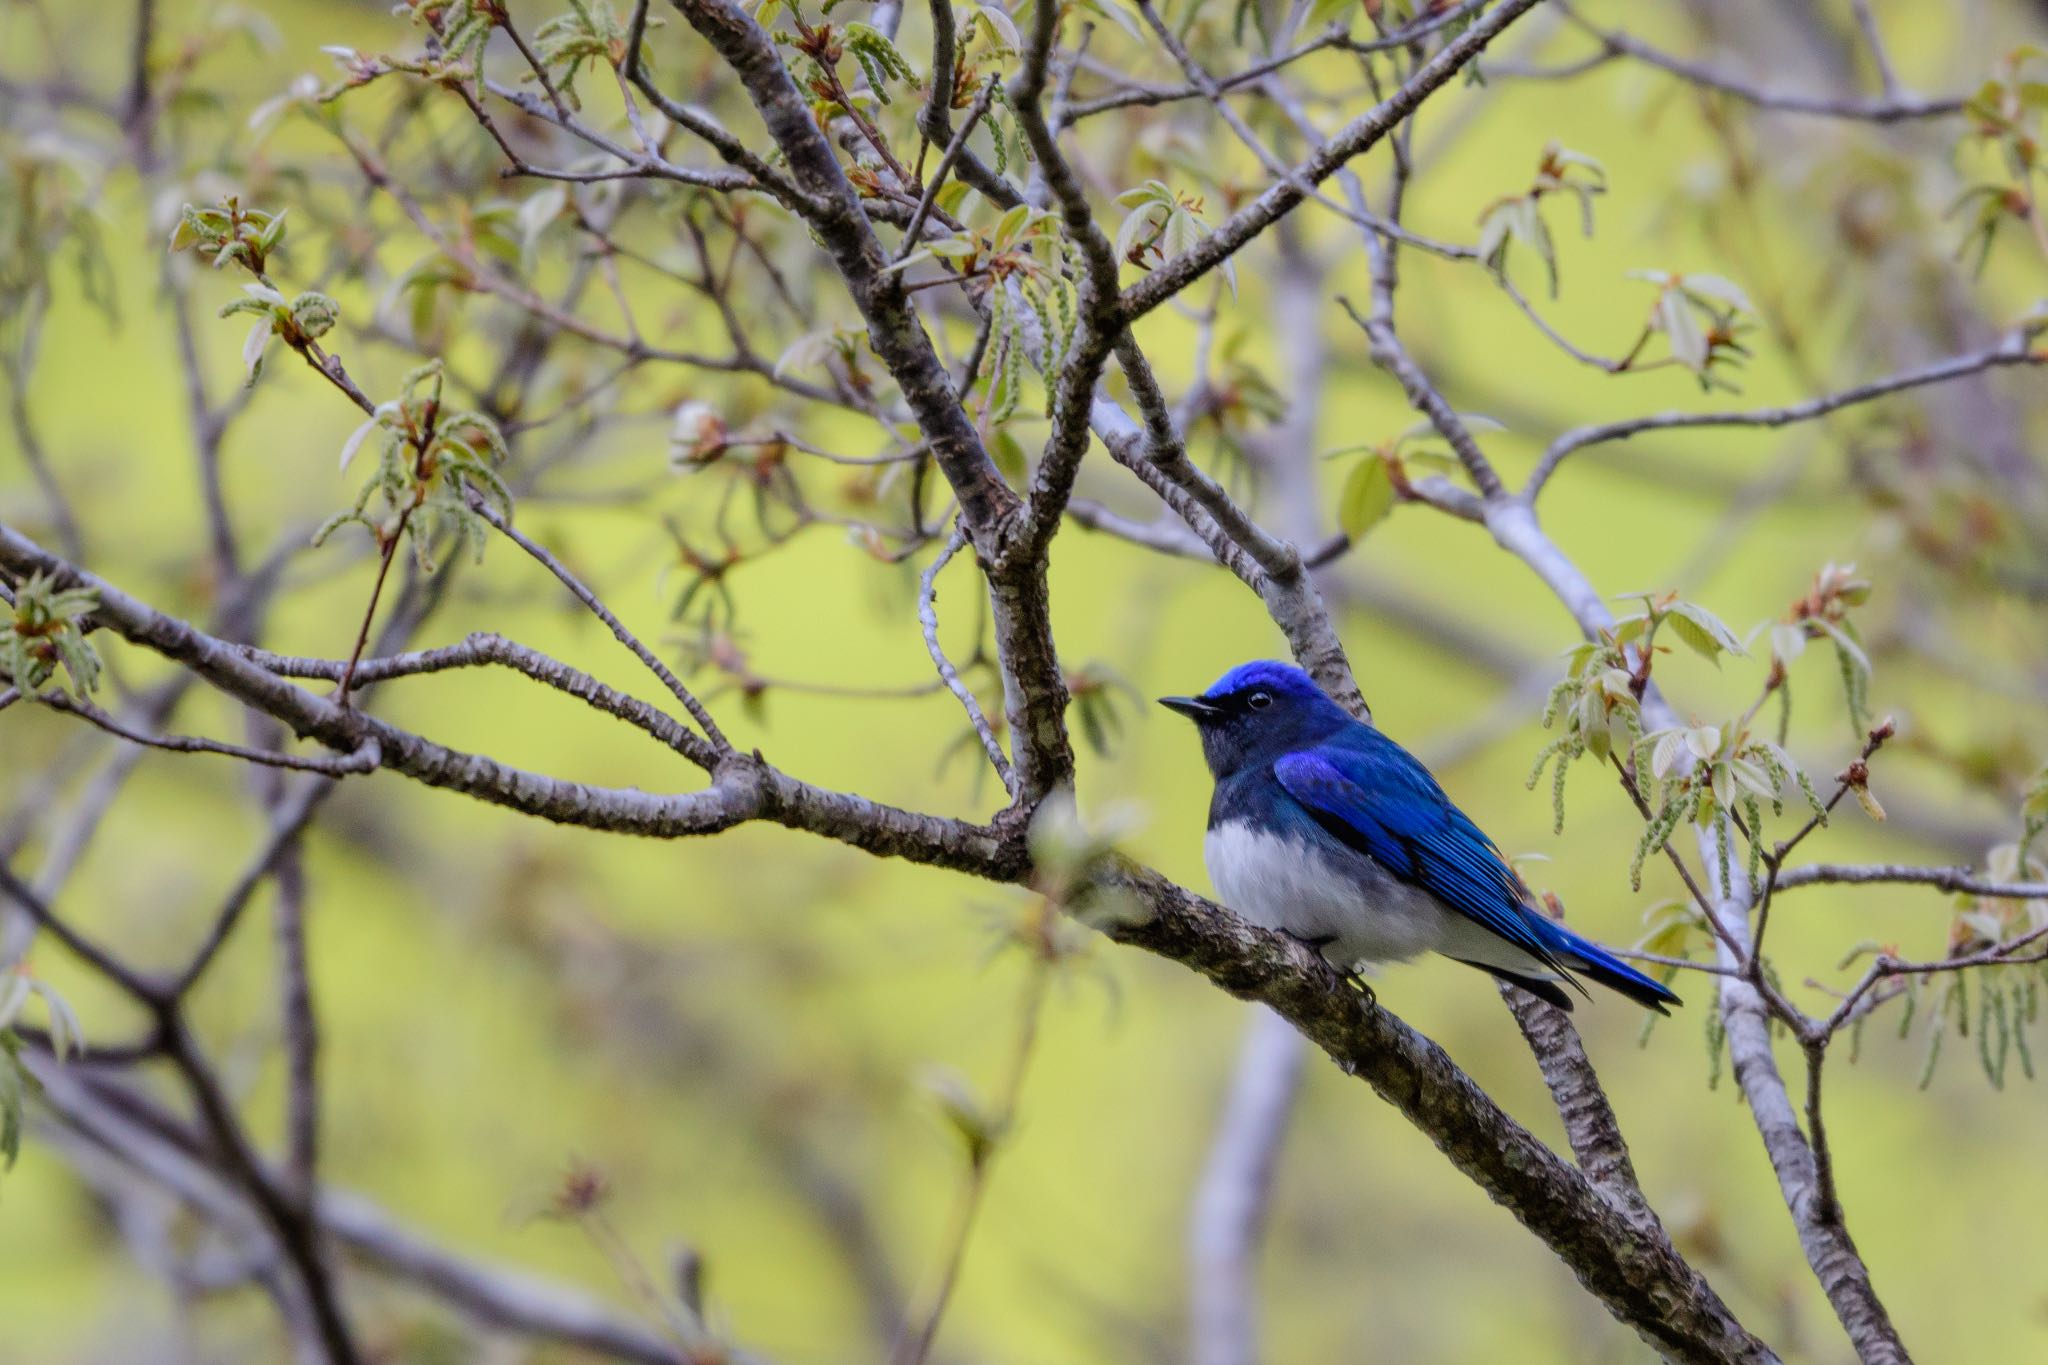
[1158,660,1351,777]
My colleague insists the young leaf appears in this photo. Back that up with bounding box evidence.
[1337,455,1397,538]
[1665,601,1746,663]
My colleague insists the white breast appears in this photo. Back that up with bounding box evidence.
[1202,820,1450,970]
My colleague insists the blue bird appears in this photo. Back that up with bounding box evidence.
[1160,660,1679,1013]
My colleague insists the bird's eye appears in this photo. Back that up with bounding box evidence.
[1246,690,1272,711]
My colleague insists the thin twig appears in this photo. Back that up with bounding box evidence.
[1556,2,1961,122]
[29,691,380,775]
[919,525,1018,798]
[477,504,729,760]
[1526,330,2046,501]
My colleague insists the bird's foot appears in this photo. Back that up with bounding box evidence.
[1282,932,1377,1005]
[1284,929,1338,957]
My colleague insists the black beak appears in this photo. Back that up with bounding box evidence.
[1157,695,1221,720]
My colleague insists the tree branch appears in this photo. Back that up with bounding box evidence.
[1555,2,1963,123]
[1526,329,2046,502]
[0,519,1772,1360]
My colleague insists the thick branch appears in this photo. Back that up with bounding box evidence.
[1,523,1768,1360]
[664,0,1016,541]
[1099,862,1776,1365]
[0,525,1009,869]
[1498,985,1652,1220]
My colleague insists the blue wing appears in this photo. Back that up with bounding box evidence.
[1272,736,1568,974]
[1273,731,1680,1011]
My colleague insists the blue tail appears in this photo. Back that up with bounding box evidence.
[1543,921,1681,1014]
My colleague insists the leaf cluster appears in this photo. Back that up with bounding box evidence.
[1527,589,1829,893]
[1115,180,1237,297]
[321,360,516,571]
[1951,46,2048,271]
[169,198,288,276]
[3,572,101,697]
[1476,143,1606,298]
[1622,271,1756,392]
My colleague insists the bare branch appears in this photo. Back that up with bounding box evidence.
[1556,2,1963,123]
[1527,329,2048,502]
[1188,1007,1305,1365]
[480,504,729,759]
[1773,864,2048,898]
[28,690,381,777]
[893,79,998,262]
[919,525,1017,798]
[0,525,1002,864]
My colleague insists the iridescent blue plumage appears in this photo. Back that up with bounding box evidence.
[1160,660,1678,1013]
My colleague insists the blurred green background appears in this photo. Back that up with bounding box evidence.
[5,1,2048,1362]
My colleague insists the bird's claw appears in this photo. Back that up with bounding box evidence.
[1282,931,1377,1005]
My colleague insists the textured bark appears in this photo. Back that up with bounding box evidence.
[1500,985,1651,1221]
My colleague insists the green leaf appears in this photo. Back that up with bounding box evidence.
[992,202,1034,247]
[1477,204,1513,267]
[1304,0,1357,30]
[1337,455,1397,538]
[1649,728,1687,779]
[1160,205,1200,260]
[1114,179,1173,209]
[1664,601,1746,663]
[1114,203,1162,263]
